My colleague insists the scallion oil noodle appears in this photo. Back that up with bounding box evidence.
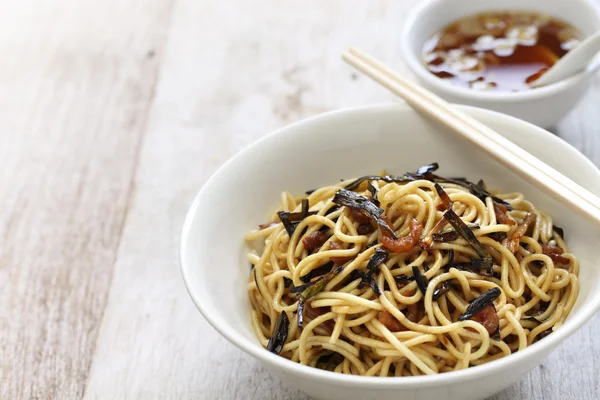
[246,165,579,376]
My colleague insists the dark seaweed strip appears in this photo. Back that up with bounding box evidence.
[352,270,382,296]
[351,163,512,210]
[433,231,460,242]
[366,241,379,249]
[297,300,305,328]
[290,279,314,294]
[458,287,502,321]
[358,248,388,289]
[332,189,397,239]
[428,175,508,228]
[469,258,494,270]
[468,180,512,210]
[414,163,439,175]
[447,249,455,267]
[429,175,473,187]
[324,205,341,216]
[443,209,487,258]
[323,205,342,225]
[366,275,382,296]
[523,302,549,322]
[433,282,452,301]
[305,189,316,195]
[366,248,388,272]
[408,172,464,187]
[291,265,344,300]
[267,312,289,354]
[284,210,318,222]
[443,208,492,273]
[290,280,313,294]
[475,180,486,193]
[412,266,429,295]
[553,225,565,240]
[434,183,453,209]
[344,174,415,191]
[316,352,344,371]
[468,181,487,203]
[367,181,379,206]
[534,328,552,342]
[343,164,511,211]
[299,265,343,300]
[253,269,264,298]
[318,225,331,233]
[344,175,386,191]
[426,174,511,210]
[299,262,334,283]
[278,211,296,236]
[367,276,381,297]
[394,275,416,283]
[301,199,309,220]
[531,260,545,268]
[344,175,408,191]
[277,206,318,237]
[453,261,494,276]
[488,231,508,242]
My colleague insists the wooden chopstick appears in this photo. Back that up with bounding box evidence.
[342,47,600,224]
[346,48,600,212]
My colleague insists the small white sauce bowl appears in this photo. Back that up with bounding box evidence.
[181,104,600,400]
[400,0,600,127]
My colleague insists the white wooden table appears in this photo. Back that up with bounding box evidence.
[1,1,599,399]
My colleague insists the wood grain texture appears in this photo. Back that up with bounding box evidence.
[3,0,599,399]
[0,0,173,398]
[85,1,413,398]
[86,1,600,399]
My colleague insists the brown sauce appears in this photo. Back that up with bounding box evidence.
[422,11,583,91]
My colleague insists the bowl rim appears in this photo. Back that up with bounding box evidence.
[399,0,600,102]
[180,103,600,388]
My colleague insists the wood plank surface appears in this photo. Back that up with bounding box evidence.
[1,0,598,399]
[84,1,413,398]
[86,1,600,399]
[0,0,173,398]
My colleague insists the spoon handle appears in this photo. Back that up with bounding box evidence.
[532,30,600,87]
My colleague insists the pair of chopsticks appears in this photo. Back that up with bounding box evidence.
[342,47,600,225]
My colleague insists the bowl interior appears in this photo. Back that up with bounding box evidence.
[181,104,600,383]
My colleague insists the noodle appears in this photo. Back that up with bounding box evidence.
[245,168,579,376]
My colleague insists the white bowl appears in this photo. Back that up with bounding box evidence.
[181,104,600,400]
[400,0,600,128]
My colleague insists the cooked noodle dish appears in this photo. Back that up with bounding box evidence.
[246,163,579,376]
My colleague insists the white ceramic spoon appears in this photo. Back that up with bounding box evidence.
[531,30,600,88]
